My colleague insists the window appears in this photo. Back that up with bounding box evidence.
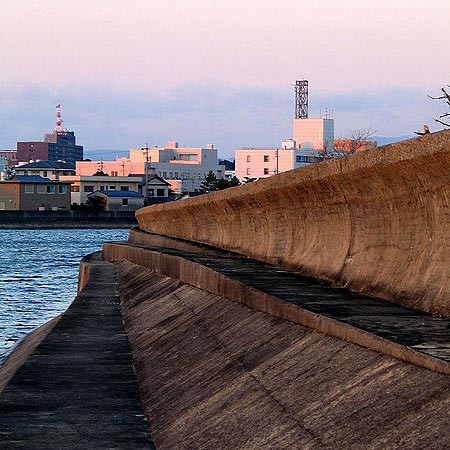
[156,189,165,196]
[109,186,116,190]
[246,168,250,175]
[58,185,67,194]
[174,172,179,179]
[71,185,80,192]
[24,185,34,194]
[47,185,55,194]
[263,168,269,175]
[263,155,269,162]
[120,186,129,191]
[162,171,167,178]
[148,189,154,196]
[43,171,48,177]
[111,171,118,176]
[122,198,128,206]
[37,185,46,194]
[168,172,173,178]
[84,185,94,192]
[100,185,105,190]
[296,155,308,163]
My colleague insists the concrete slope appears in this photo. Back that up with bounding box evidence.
[136,131,450,316]
[116,260,450,450]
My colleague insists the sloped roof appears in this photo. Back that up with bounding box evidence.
[13,175,53,183]
[88,190,144,198]
[15,161,75,170]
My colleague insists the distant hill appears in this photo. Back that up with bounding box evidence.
[219,158,235,170]
[373,136,413,146]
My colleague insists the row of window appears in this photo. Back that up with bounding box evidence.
[24,185,67,194]
[246,155,270,163]
[79,185,132,193]
[148,188,166,197]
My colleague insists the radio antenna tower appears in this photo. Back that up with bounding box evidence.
[294,80,308,119]
[56,102,63,132]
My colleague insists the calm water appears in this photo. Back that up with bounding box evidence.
[0,229,129,364]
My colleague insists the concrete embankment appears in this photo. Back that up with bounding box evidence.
[136,131,450,316]
[0,253,153,449]
[104,235,450,374]
[115,259,450,450]
[0,210,137,229]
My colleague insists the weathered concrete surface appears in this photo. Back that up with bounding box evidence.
[0,316,61,394]
[103,240,450,374]
[136,131,450,316]
[116,260,450,450]
[0,253,154,450]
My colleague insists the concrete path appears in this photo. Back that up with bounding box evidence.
[122,241,450,364]
[0,253,154,450]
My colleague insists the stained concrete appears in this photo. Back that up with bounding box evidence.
[0,253,154,450]
[104,239,450,368]
[135,131,450,316]
[116,260,450,450]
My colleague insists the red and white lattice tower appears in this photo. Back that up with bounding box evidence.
[56,102,63,132]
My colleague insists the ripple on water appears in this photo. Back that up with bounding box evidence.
[0,228,128,364]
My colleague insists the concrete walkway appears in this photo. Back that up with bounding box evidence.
[119,241,450,364]
[0,253,154,450]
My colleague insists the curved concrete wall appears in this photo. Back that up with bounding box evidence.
[136,131,450,316]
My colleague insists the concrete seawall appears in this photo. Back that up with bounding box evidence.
[136,131,450,316]
[0,210,138,229]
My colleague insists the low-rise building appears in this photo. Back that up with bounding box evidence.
[76,142,225,193]
[87,190,144,211]
[0,176,71,211]
[59,175,143,206]
[235,145,321,181]
[0,150,18,166]
[14,161,75,180]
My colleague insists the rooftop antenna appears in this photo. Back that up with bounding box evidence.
[56,102,63,132]
[294,80,308,119]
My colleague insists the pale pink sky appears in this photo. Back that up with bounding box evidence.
[0,0,448,156]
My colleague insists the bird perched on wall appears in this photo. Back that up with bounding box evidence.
[414,124,430,135]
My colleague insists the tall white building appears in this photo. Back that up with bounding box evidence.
[293,118,334,151]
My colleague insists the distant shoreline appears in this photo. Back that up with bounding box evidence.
[0,210,138,229]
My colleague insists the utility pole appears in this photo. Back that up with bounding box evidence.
[274,148,280,174]
[141,143,149,203]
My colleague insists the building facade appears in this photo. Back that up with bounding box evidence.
[293,118,334,151]
[0,176,71,210]
[76,142,225,193]
[235,146,321,180]
[17,131,83,168]
[87,191,144,211]
[59,175,143,206]
[14,161,75,180]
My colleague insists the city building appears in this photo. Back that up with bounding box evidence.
[0,150,17,166]
[293,118,334,151]
[16,105,83,168]
[87,190,144,211]
[235,145,321,180]
[334,139,377,153]
[76,142,225,193]
[14,161,75,180]
[59,175,142,206]
[235,80,330,181]
[0,176,71,210]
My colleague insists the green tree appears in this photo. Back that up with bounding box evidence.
[199,171,219,193]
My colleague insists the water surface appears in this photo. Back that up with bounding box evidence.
[0,229,128,364]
